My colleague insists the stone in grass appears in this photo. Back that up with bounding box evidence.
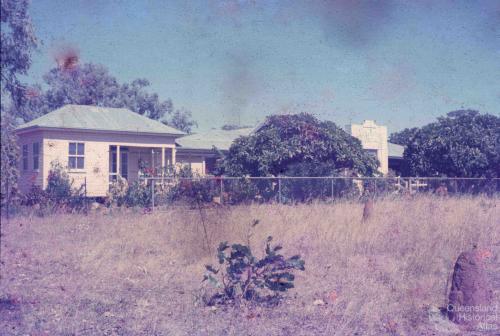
[447,246,497,331]
[361,198,374,222]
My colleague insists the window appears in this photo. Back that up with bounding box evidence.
[22,145,28,171]
[109,146,128,181]
[69,142,85,169]
[121,149,128,179]
[32,142,40,170]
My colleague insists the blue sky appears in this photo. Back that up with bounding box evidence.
[27,0,499,132]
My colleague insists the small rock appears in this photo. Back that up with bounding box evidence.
[362,199,374,222]
[313,299,325,306]
[90,202,100,210]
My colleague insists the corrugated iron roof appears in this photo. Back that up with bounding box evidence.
[176,127,254,150]
[16,104,185,136]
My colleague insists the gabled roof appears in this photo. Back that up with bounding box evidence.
[16,104,185,136]
[388,142,405,158]
[176,127,254,151]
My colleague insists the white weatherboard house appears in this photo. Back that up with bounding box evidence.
[15,105,185,197]
[16,105,405,197]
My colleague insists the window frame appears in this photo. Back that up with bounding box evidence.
[109,146,128,181]
[32,142,40,171]
[68,142,85,170]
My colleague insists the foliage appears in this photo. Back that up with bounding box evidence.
[21,63,197,133]
[46,162,73,202]
[1,0,36,212]
[222,113,379,177]
[147,166,216,205]
[221,124,252,131]
[388,127,419,146]
[19,162,87,214]
[0,112,20,209]
[124,181,151,208]
[203,234,305,305]
[281,162,359,202]
[107,175,129,206]
[168,108,198,134]
[1,0,37,108]
[170,177,217,205]
[403,110,500,177]
[21,185,49,207]
[223,178,262,204]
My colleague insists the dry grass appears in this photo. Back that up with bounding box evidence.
[1,196,499,335]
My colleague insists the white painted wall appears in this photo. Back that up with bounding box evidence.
[346,120,389,174]
[17,130,44,193]
[16,129,177,197]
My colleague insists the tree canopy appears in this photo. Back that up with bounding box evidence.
[221,124,252,131]
[1,0,37,108]
[21,63,197,133]
[1,0,37,208]
[221,113,379,177]
[389,127,419,146]
[403,110,499,177]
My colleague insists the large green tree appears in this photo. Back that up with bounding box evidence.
[403,110,499,177]
[23,63,197,133]
[221,113,379,177]
[1,0,37,107]
[1,0,37,209]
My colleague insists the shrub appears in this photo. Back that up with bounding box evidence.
[223,178,260,204]
[282,163,361,202]
[178,178,217,204]
[222,113,379,177]
[124,181,151,207]
[20,163,87,214]
[46,161,73,202]
[22,185,50,207]
[107,175,128,206]
[164,167,217,205]
[202,235,305,306]
[0,113,20,212]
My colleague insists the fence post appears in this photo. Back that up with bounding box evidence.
[85,177,88,215]
[331,177,334,202]
[5,178,10,221]
[220,177,224,205]
[278,176,282,204]
[151,178,155,211]
[409,177,413,194]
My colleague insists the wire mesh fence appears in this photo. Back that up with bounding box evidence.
[140,176,500,210]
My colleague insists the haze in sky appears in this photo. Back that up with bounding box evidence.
[27,0,499,132]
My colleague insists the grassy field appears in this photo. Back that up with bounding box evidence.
[1,196,499,335]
